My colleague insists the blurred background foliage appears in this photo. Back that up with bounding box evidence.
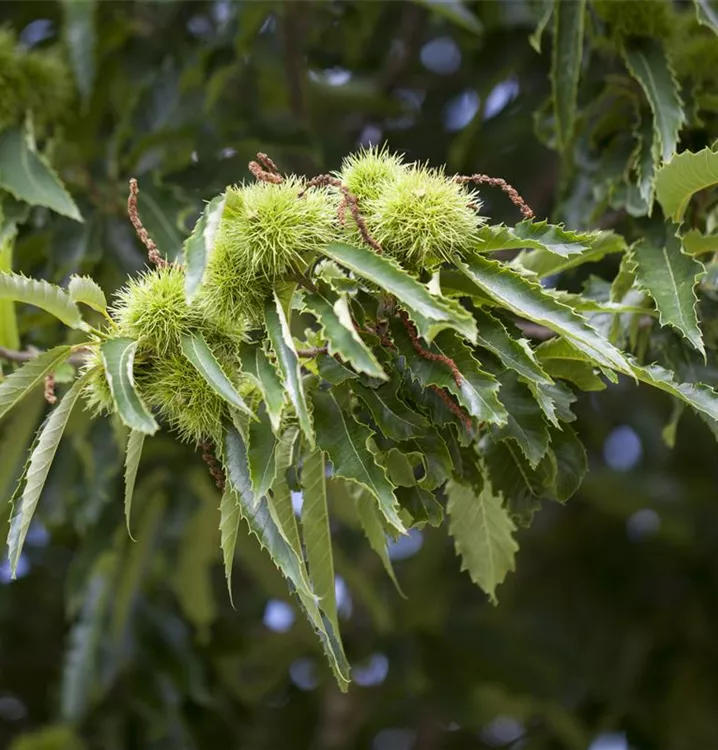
[1,1,718,748]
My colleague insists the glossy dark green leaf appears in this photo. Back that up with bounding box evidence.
[311,389,405,535]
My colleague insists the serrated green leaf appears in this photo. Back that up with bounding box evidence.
[62,0,96,102]
[224,424,350,687]
[302,292,386,379]
[478,220,596,257]
[7,373,88,575]
[184,193,227,301]
[483,439,555,527]
[551,0,585,149]
[495,371,550,468]
[301,450,340,632]
[414,0,482,34]
[311,389,405,534]
[662,399,685,448]
[218,487,241,607]
[0,127,82,222]
[224,424,314,599]
[623,39,684,164]
[694,0,718,33]
[656,147,718,223]
[474,309,552,385]
[68,275,107,314]
[248,405,278,497]
[547,425,587,502]
[101,338,158,435]
[391,320,507,426]
[630,235,705,355]
[0,272,85,329]
[446,477,518,604]
[457,254,631,374]
[264,292,313,445]
[352,379,429,441]
[513,230,626,279]
[123,430,144,541]
[239,343,285,433]
[397,484,444,528]
[180,332,255,418]
[683,229,718,256]
[405,430,452,491]
[526,379,577,427]
[631,358,718,423]
[0,345,72,420]
[354,487,405,596]
[535,337,607,391]
[321,242,477,342]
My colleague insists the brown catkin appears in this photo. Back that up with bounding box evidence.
[455,174,534,220]
[127,179,168,267]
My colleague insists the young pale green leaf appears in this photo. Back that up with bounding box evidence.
[414,0,482,34]
[694,0,718,33]
[218,487,241,607]
[0,127,82,222]
[180,332,255,419]
[352,379,429,442]
[477,221,596,257]
[655,147,718,222]
[391,320,507,427]
[62,0,96,102]
[473,309,553,385]
[184,192,227,301]
[446,477,518,604]
[101,338,159,435]
[0,345,72,420]
[551,0,586,149]
[630,236,705,355]
[354,488,405,596]
[301,450,340,632]
[123,430,144,541]
[302,292,386,379]
[223,424,314,600]
[311,389,405,535]
[68,275,107,315]
[239,344,285,433]
[457,253,631,374]
[623,39,684,164]
[264,292,314,445]
[248,406,278,497]
[0,272,85,329]
[7,374,88,576]
[320,242,477,343]
[495,371,550,468]
[513,231,626,279]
